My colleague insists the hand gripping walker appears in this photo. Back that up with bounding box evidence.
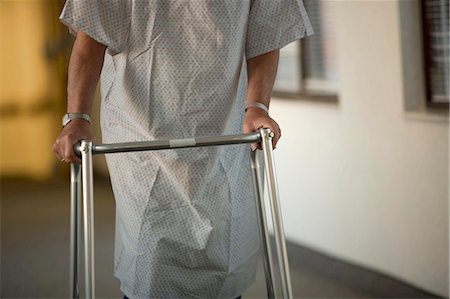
[69,128,293,299]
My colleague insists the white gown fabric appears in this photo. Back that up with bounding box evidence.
[60,1,312,298]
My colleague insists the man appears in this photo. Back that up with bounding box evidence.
[53,1,312,298]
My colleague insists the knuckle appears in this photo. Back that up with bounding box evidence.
[65,132,76,140]
[64,147,74,158]
[243,124,253,133]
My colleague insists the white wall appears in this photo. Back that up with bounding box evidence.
[271,1,449,296]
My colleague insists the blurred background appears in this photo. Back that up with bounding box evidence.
[1,0,449,298]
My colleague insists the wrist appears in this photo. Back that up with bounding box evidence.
[62,119,91,134]
[245,101,269,114]
[62,112,91,127]
[245,106,269,115]
[69,118,91,125]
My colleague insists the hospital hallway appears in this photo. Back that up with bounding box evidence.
[1,177,440,299]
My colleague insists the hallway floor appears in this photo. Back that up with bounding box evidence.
[2,176,373,298]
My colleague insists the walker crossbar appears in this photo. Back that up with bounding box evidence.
[88,132,262,155]
[70,128,293,299]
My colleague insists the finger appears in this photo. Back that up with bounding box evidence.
[55,148,64,161]
[255,125,264,150]
[63,143,81,164]
[263,122,280,150]
[274,127,282,149]
[272,126,281,149]
[63,150,81,164]
[243,122,260,151]
[62,136,82,164]
[71,141,82,164]
[273,129,281,149]
[53,140,68,162]
[242,122,253,134]
[52,142,59,158]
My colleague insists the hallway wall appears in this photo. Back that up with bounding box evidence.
[270,1,448,296]
[0,1,68,179]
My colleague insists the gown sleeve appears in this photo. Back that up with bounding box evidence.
[245,0,314,60]
[59,0,131,55]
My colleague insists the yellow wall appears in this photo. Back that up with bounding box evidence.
[0,1,67,179]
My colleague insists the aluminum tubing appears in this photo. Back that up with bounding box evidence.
[260,128,293,299]
[70,164,81,299]
[92,133,261,155]
[250,150,277,299]
[80,141,96,299]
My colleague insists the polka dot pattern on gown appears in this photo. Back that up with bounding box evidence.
[60,1,312,298]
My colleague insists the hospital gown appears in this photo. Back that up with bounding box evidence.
[60,1,312,298]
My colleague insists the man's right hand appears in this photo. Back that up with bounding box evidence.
[52,31,106,164]
[52,119,94,164]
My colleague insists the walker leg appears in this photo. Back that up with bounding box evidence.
[260,128,293,299]
[70,164,81,299]
[250,150,277,299]
[80,141,95,299]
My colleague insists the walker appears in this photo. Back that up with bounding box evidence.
[69,128,293,299]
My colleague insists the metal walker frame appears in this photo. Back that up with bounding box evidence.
[70,128,293,299]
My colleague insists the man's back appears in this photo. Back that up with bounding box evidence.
[55,1,312,297]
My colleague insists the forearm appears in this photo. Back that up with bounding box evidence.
[246,49,280,109]
[67,32,107,115]
[243,49,281,149]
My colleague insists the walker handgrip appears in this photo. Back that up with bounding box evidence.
[169,138,196,148]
